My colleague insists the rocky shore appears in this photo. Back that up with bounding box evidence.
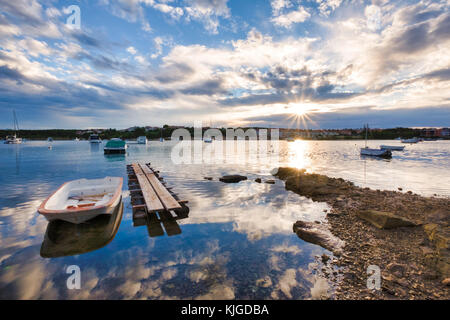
[273,167,449,300]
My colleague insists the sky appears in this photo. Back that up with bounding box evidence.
[0,0,449,129]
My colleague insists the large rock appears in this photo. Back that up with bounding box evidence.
[219,175,247,183]
[357,210,417,229]
[423,223,450,277]
[293,221,344,254]
[274,167,353,201]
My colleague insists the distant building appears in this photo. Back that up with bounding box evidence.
[421,127,449,137]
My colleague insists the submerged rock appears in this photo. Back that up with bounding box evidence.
[265,179,275,184]
[204,177,213,181]
[293,221,344,254]
[357,210,417,229]
[219,175,247,183]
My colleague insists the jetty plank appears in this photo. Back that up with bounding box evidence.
[139,164,182,211]
[131,164,164,213]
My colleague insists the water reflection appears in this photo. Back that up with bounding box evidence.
[133,210,190,238]
[104,154,127,161]
[40,201,124,258]
[0,140,449,299]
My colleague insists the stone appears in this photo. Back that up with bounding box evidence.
[293,221,344,254]
[387,263,407,278]
[256,276,272,288]
[321,254,330,264]
[265,179,276,184]
[357,210,417,229]
[219,175,247,183]
[204,177,213,181]
[442,278,450,286]
[255,178,262,183]
[423,224,449,250]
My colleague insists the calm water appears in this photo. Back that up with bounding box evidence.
[0,139,449,299]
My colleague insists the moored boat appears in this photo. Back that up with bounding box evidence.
[38,177,123,224]
[89,134,102,143]
[361,147,392,158]
[137,136,147,144]
[380,145,405,151]
[360,124,392,158]
[401,137,419,143]
[104,138,127,154]
[4,110,22,144]
[4,135,22,144]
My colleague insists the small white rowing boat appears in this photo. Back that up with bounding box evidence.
[380,145,405,151]
[360,147,392,158]
[38,177,123,224]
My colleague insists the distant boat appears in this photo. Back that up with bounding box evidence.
[89,134,102,143]
[361,147,392,158]
[137,136,147,144]
[74,137,80,142]
[380,145,405,151]
[38,177,123,224]
[104,138,127,154]
[160,137,164,142]
[47,137,53,142]
[401,137,419,143]
[360,124,392,158]
[204,137,213,143]
[4,110,22,144]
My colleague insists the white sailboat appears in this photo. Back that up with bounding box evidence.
[360,124,392,158]
[4,110,23,144]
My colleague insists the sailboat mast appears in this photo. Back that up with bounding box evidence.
[365,124,368,148]
[13,110,19,136]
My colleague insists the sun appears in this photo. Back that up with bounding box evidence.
[286,103,318,130]
[291,104,307,116]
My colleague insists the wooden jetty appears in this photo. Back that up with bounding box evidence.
[127,163,189,237]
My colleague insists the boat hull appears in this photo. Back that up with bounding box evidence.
[360,148,392,158]
[104,148,126,154]
[38,177,123,224]
[380,145,405,151]
[401,138,419,143]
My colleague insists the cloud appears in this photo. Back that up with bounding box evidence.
[241,105,450,129]
[101,0,231,34]
[127,46,137,55]
[316,0,343,17]
[271,6,310,28]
